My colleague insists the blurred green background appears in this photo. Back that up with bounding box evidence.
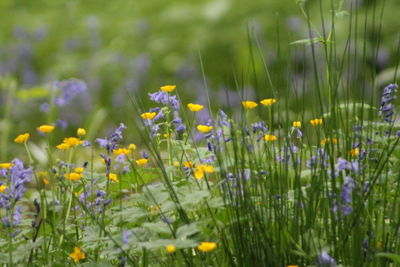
[0,0,399,156]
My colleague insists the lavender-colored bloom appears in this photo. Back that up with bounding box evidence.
[2,207,22,227]
[153,110,164,121]
[218,110,230,127]
[149,91,168,105]
[40,102,50,113]
[57,119,68,130]
[317,251,336,267]
[379,84,398,123]
[54,79,87,107]
[95,123,126,153]
[151,124,160,138]
[252,121,268,133]
[141,150,149,159]
[341,176,355,215]
[122,230,132,245]
[169,95,180,110]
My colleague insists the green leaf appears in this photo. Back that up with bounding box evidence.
[290,37,322,46]
[176,223,200,239]
[376,253,400,263]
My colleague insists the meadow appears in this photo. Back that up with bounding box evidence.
[1,0,400,266]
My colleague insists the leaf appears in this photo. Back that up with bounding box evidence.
[376,253,400,263]
[290,37,322,46]
[143,221,172,236]
[176,223,200,239]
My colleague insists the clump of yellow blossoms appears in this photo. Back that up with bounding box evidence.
[310,118,323,126]
[14,133,30,143]
[0,163,13,169]
[113,148,132,156]
[320,138,338,146]
[350,148,359,157]
[77,128,86,137]
[194,164,214,179]
[241,101,258,109]
[108,173,119,183]
[37,125,55,134]
[57,137,83,150]
[197,125,213,133]
[160,85,176,92]
[292,121,301,128]
[64,172,83,181]
[0,184,7,193]
[136,158,148,166]
[263,134,277,142]
[197,242,217,252]
[166,245,176,253]
[141,112,156,120]
[187,103,204,112]
[260,98,277,106]
[69,247,85,263]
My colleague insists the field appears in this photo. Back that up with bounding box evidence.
[1,0,400,266]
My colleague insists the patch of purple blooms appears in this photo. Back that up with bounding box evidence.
[379,83,398,123]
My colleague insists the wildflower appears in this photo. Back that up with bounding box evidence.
[149,205,161,214]
[122,230,132,245]
[194,164,214,179]
[43,178,49,185]
[108,173,119,183]
[56,143,70,150]
[379,84,398,123]
[54,79,87,108]
[197,125,213,133]
[141,112,156,120]
[14,133,30,144]
[95,123,126,153]
[149,91,169,105]
[350,148,359,157]
[260,98,277,106]
[37,125,55,134]
[317,251,336,267]
[113,148,132,156]
[136,158,148,166]
[77,128,86,137]
[263,134,277,142]
[183,161,193,168]
[166,245,176,254]
[197,242,217,252]
[0,185,7,193]
[74,168,83,174]
[310,118,323,126]
[128,144,136,150]
[241,101,258,109]
[187,103,204,112]
[69,247,85,263]
[63,137,83,147]
[320,138,338,146]
[0,163,13,169]
[160,85,176,93]
[64,172,83,181]
[292,121,301,128]
[341,176,355,215]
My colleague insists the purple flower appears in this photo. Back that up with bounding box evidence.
[379,83,398,123]
[54,79,87,107]
[317,251,336,267]
[95,123,126,153]
[122,230,132,245]
[149,91,168,105]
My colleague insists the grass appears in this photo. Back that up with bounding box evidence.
[0,0,400,266]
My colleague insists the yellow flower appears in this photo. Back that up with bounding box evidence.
[69,247,85,263]
[241,101,258,109]
[141,112,156,120]
[0,163,13,169]
[0,184,7,193]
[74,168,84,174]
[194,164,214,179]
[263,134,277,142]
[320,138,338,145]
[260,98,277,107]
[43,178,49,185]
[63,137,83,147]
[113,148,132,156]
[56,143,70,150]
[166,245,176,254]
[37,125,55,134]
[183,161,193,168]
[197,242,217,252]
[136,158,148,165]
[77,128,86,137]
[350,148,359,157]
[14,133,30,144]
[64,172,83,181]
[292,121,301,128]
[187,103,204,112]
[287,265,299,267]
[310,118,323,126]
[149,204,161,214]
[108,173,119,183]
[160,85,176,92]
[128,144,136,150]
[197,125,213,133]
